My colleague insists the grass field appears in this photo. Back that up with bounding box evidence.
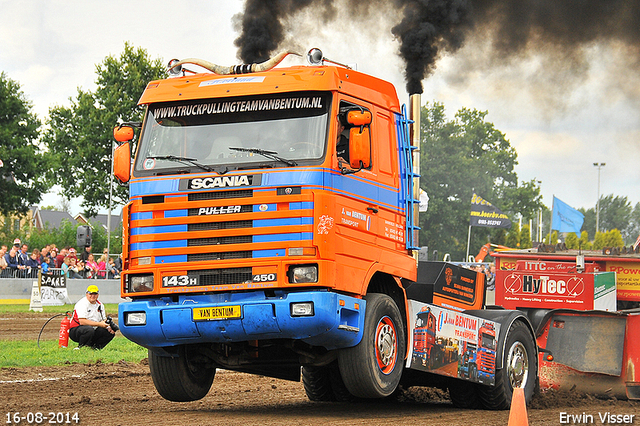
[0,303,148,368]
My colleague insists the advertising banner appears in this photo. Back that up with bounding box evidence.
[469,193,511,229]
[406,300,500,386]
[495,261,617,311]
[40,273,71,306]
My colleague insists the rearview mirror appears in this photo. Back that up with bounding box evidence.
[114,142,131,183]
[114,126,135,143]
[349,126,371,169]
[347,110,371,126]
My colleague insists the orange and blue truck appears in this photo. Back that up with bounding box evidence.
[112,49,540,408]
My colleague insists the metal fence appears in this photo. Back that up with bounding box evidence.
[0,266,119,279]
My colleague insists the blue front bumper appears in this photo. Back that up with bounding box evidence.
[119,290,365,351]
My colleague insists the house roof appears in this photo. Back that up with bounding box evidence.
[34,209,76,230]
[75,212,122,233]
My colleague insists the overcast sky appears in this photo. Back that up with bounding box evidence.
[1,0,638,215]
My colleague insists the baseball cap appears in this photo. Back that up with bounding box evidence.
[86,285,100,294]
[13,238,20,246]
[69,248,76,254]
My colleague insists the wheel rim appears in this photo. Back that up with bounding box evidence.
[506,341,529,389]
[375,316,397,374]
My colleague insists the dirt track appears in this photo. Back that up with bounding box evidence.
[1,313,638,426]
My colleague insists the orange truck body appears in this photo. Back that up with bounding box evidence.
[117,63,420,366]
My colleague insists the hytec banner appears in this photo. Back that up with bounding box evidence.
[469,193,512,229]
[551,196,584,236]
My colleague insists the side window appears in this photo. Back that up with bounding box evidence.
[336,101,371,174]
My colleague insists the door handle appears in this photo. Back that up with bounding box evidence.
[367,207,379,214]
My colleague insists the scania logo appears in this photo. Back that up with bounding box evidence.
[188,175,251,189]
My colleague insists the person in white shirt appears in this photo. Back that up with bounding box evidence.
[68,285,117,349]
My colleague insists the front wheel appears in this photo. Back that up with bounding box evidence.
[148,345,215,402]
[478,320,537,410]
[338,293,406,399]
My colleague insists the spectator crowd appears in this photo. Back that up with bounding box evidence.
[0,239,122,279]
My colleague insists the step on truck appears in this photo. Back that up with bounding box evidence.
[113,49,538,408]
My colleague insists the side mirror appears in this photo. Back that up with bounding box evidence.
[347,110,371,126]
[349,127,371,169]
[114,142,131,183]
[114,126,134,143]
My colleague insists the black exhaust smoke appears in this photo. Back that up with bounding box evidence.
[234,0,640,95]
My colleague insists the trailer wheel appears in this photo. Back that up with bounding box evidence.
[338,293,405,399]
[478,320,537,410]
[148,346,215,402]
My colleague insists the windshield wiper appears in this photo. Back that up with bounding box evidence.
[229,147,297,167]
[147,155,215,172]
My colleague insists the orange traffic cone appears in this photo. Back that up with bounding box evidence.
[508,387,529,426]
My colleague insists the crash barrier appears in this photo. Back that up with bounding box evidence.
[0,273,125,304]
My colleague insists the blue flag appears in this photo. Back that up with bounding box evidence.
[552,196,584,236]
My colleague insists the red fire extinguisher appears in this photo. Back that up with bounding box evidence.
[59,315,70,348]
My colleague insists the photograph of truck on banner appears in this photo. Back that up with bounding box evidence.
[406,300,501,386]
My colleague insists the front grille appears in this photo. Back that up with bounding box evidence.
[188,220,253,231]
[188,190,253,201]
[189,267,252,286]
[188,251,252,262]
[188,236,252,246]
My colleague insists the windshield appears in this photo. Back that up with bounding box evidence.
[135,92,331,175]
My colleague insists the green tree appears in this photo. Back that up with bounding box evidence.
[419,102,544,260]
[565,232,579,249]
[519,224,532,249]
[504,224,519,249]
[598,195,632,235]
[0,72,50,215]
[579,230,591,250]
[603,229,624,248]
[43,42,165,216]
[592,231,606,250]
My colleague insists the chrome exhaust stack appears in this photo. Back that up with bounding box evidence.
[167,51,300,76]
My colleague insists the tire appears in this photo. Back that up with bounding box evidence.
[302,365,335,402]
[338,293,406,399]
[148,346,215,402]
[478,320,537,410]
[302,361,358,402]
[449,380,482,409]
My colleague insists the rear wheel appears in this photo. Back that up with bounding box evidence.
[478,320,537,410]
[148,346,215,402]
[338,293,405,399]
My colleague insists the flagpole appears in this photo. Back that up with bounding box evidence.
[548,196,554,243]
[466,225,472,261]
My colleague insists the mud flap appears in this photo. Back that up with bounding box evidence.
[545,314,625,375]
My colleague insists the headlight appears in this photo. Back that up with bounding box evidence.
[128,274,154,292]
[288,265,318,283]
[290,302,314,317]
[125,312,147,326]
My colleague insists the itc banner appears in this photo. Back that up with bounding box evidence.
[469,193,512,228]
